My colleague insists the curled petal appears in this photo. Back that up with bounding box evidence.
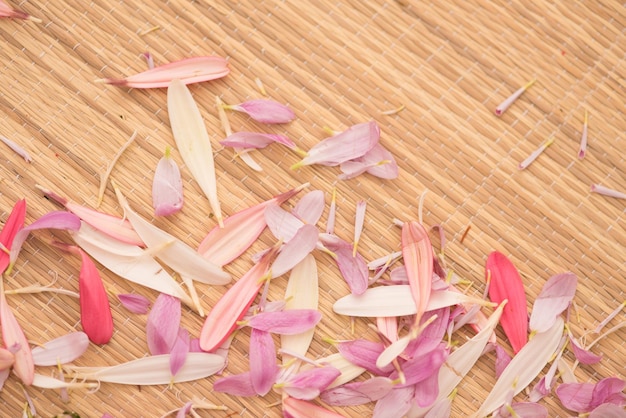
[227,99,295,124]
[320,235,369,295]
[98,56,229,88]
[578,110,588,159]
[282,366,342,400]
[146,293,181,355]
[152,147,184,216]
[518,137,555,170]
[569,336,602,365]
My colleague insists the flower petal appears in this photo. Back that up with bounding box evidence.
[265,204,305,242]
[373,386,415,418]
[320,235,369,295]
[271,224,319,278]
[31,332,90,366]
[0,199,26,274]
[246,309,321,334]
[337,339,392,375]
[146,293,181,355]
[169,328,190,377]
[569,336,602,365]
[529,272,577,333]
[283,366,342,400]
[292,190,325,225]
[495,79,535,116]
[282,396,346,418]
[213,372,257,396]
[99,56,229,88]
[249,329,278,396]
[320,376,394,406]
[402,221,434,325]
[152,146,184,217]
[228,99,295,124]
[220,131,296,149]
[117,293,151,314]
[0,284,34,384]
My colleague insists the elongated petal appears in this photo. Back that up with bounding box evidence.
[292,121,380,168]
[170,328,190,377]
[168,78,223,226]
[265,204,305,242]
[271,224,319,278]
[152,147,184,216]
[0,347,14,370]
[71,223,192,305]
[509,402,548,418]
[9,211,81,266]
[213,372,257,396]
[0,199,26,274]
[591,184,626,199]
[292,190,325,225]
[147,293,181,355]
[99,56,229,88]
[486,251,528,353]
[529,272,577,333]
[64,353,225,385]
[339,143,399,180]
[117,293,150,314]
[0,287,34,384]
[311,353,366,389]
[337,339,392,375]
[282,396,346,418]
[321,235,369,295]
[391,344,448,387]
[518,137,555,170]
[578,110,588,159]
[0,1,39,21]
[405,307,450,359]
[200,247,277,352]
[321,376,394,406]
[333,285,494,317]
[220,131,296,149]
[72,247,113,344]
[283,366,342,400]
[0,135,32,162]
[407,302,506,417]
[250,329,278,396]
[31,374,98,390]
[402,221,434,325]
[494,344,512,378]
[37,186,143,246]
[353,200,366,256]
[471,317,564,417]
[115,185,229,285]
[495,79,535,116]
[198,185,305,266]
[373,386,415,418]
[32,332,89,366]
[246,309,321,334]
[281,254,319,359]
[229,99,295,124]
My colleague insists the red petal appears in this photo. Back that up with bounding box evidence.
[0,199,26,274]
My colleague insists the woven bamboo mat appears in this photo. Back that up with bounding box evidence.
[0,0,624,416]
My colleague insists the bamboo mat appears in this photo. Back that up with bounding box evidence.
[0,0,624,416]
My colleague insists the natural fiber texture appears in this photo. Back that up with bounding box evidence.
[0,0,624,416]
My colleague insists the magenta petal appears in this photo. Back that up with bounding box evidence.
[391,344,448,387]
[271,224,319,278]
[337,339,393,375]
[231,99,295,124]
[591,377,626,409]
[292,190,325,225]
[220,132,296,149]
[175,402,193,418]
[283,366,342,400]
[265,204,305,242]
[495,343,512,378]
[570,337,602,365]
[510,402,548,418]
[320,235,369,295]
[414,372,440,407]
[152,148,184,217]
[556,382,595,412]
[213,372,257,397]
[169,328,190,377]
[589,403,626,418]
[405,308,450,358]
[246,309,321,334]
[146,293,181,355]
[117,293,151,314]
[249,329,278,396]
[529,272,577,333]
[529,376,553,402]
[373,386,415,418]
[10,211,81,265]
[321,376,394,406]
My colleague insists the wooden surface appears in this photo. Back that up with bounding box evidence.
[0,0,624,416]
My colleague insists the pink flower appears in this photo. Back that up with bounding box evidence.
[97,56,230,88]
[224,99,295,124]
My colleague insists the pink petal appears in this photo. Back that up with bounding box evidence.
[245,309,321,334]
[213,371,257,396]
[570,336,602,364]
[9,211,81,267]
[152,147,184,217]
[292,190,325,225]
[37,186,144,247]
[414,372,440,407]
[402,221,434,324]
[282,396,346,418]
[99,56,230,88]
[200,247,277,352]
[336,339,393,375]
[249,329,278,396]
[271,224,319,278]
[509,402,548,418]
[31,332,90,366]
[353,200,367,255]
[0,288,34,384]
[590,377,626,409]
[0,347,14,370]
[390,344,448,387]
[589,403,626,418]
[494,79,535,116]
[265,204,305,242]
[373,386,415,418]
[197,185,304,267]
[0,368,9,390]
[169,328,190,377]
[495,344,512,378]
[0,199,26,274]
[283,366,342,400]
[321,376,394,406]
[220,132,296,150]
[0,135,32,162]
[72,247,113,344]
[320,235,369,295]
[556,382,595,412]
[405,307,450,359]
[486,251,528,353]
[339,143,399,180]
[590,184,626,199]
[147,293,181,355]
[0,1,37,20]
[292,121,380,168]
[529,272,577,333]
[229,99,295,124]
[117,293,151,314]
[424,397,452,418]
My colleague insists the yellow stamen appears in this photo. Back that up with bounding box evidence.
[254,78,267,96]
[523,78,537,90]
